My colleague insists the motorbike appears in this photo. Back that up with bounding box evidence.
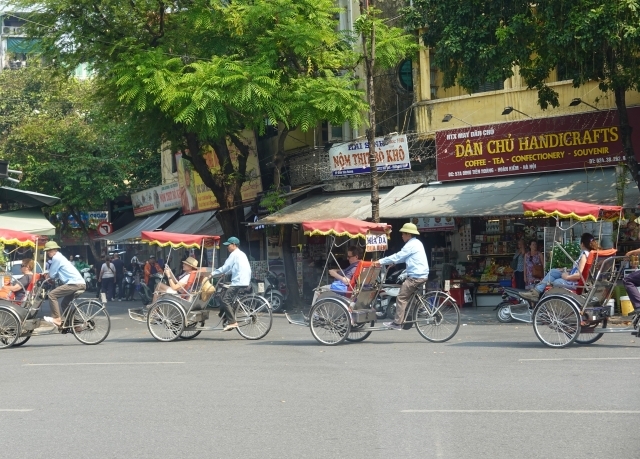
[245,271,286,312]
[374,268,407,319]
[494,287,534,323]
[81,267,97,292]
[137,272,164,306]
[121,270,135,301]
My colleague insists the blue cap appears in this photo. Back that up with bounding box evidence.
[223,236,240,246]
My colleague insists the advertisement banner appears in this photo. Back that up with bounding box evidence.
[412,217,456,232]
[132,182,181,217]
[176,132,263,214]
[436,107,640,182]
[329,134,411,176]
[68,211,109,229]
[366,232,388,252]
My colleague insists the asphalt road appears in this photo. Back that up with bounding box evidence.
[2,300,639,459]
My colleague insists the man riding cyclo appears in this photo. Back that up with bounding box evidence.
[42,241,86,328]
[210,237,251,332]
[373,222,429,330]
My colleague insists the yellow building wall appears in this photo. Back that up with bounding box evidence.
[414,47,640,138]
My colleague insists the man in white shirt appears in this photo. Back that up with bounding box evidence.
[211,237,251,331]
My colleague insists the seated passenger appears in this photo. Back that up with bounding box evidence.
[520,233,599,301]
[312,245,362,304]
[152,256,199,303]
[0,258,35,302]
[623,248,640,316]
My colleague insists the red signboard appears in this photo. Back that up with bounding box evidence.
[436,107,640,182]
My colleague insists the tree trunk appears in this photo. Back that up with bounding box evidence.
[614,86,640,194]
[360,0,380,223]
[273,126,290,190]
[282,224,301,311]
[69,207,101,262]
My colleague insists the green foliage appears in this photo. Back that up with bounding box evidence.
[259,187,288,213]
[0,66,160,222]
[405,0,640,107]
[548,241,581,271]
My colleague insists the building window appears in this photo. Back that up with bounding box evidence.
[473,80,505,94]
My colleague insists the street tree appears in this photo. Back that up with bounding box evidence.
[17,0,368,238]
[0,66,160,259]
[405,0,640,192]
[355,1,419,222]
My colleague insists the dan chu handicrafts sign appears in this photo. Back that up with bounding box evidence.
[435,107,640,182]
[329,134,411,176]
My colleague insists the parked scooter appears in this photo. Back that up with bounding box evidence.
[81,267,97,292]
[121,270,135,301]
[374,267,407,319]
[245,271,286,312]
[494,287,534,323]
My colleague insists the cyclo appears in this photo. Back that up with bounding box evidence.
[285,218,461,345]
[128,231,272,342]
[0,228,110,349]
[499,200,640,348]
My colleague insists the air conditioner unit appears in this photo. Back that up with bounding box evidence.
[2,27,11,34]
[15,27,23,34]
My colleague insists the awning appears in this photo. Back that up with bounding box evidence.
[197,217,223,236]
[0,186,59,207]
[163,211,216,234]
[350,183,423,220]
[0,208,56,235]
[254,191,388,225]
[97,209,179,242]
[379,169,640,218]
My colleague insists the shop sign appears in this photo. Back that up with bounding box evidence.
[366,232,388,252]
[175,131,263,215]
[413,217,455,232]
[436,107,640,182]
[329,134,411,176]
[68,211,109,229]
[132,182,181,217]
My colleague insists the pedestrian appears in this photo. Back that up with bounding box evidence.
[99,255,116,302]
[112,252,124,301]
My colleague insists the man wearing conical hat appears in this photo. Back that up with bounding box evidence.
[373,222,429,330]
[42,241,87,328]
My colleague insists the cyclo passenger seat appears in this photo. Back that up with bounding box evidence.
[544,248,618,295]
[343,261,373,298]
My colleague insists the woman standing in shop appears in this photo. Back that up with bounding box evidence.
[524,240,544,288]
[511,239,526,289]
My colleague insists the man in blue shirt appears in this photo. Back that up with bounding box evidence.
[374,223,429,330]
[211,237,251,331]
[43,241,87,327]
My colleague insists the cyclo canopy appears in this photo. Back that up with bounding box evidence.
[140,231,220,249]
[0,228,45,248]
[302,218,391,239]
[522,200,623,222]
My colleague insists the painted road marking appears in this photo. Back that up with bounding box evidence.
[400,410,640,414]
[23,362,184,366]
[520,357,640,362]
[0,409,33,412]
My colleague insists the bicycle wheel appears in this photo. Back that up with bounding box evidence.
[0,309,20,349]
[71,300,111,345]
[235,294,273,340]
[575,318,607,345]
[413,291,460,343]
[346,322,372,342]
[309,298,351,345]
[532,297,580,348]
[179,322,202,340]
[147,301,185,342]
[12,332,32,347]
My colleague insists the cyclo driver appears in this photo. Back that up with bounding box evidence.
[42,241,87,327]
[211,237,251,331]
